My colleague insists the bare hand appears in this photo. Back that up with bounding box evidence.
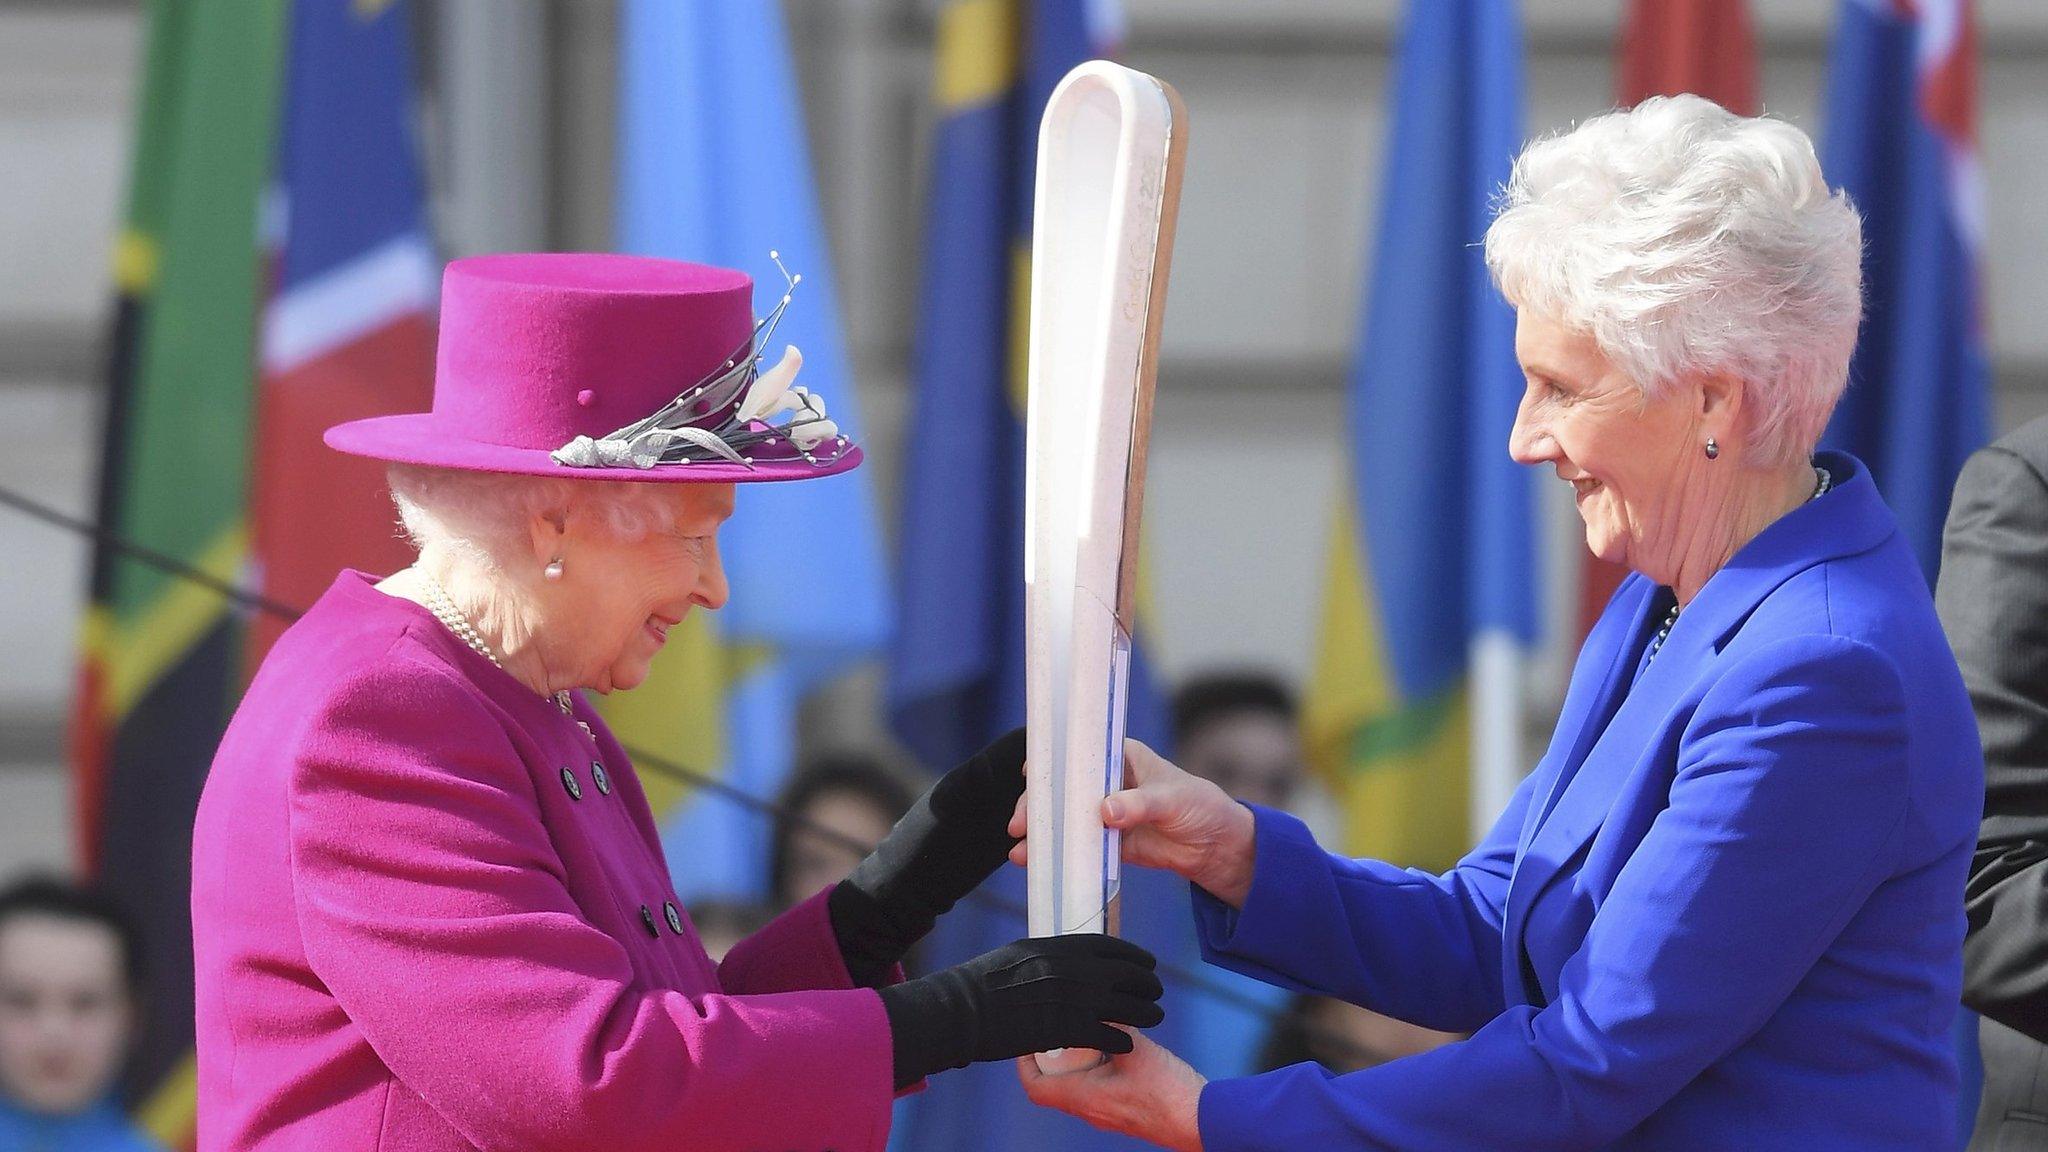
[1018,1028,1206,1152]
[1008,739,1257,908]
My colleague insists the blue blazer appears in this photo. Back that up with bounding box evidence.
[1195,453,1983,1150]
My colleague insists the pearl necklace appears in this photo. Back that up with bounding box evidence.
[417,570,590,736]
[1645,465,1833,665]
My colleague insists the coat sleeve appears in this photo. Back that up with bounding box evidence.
[718,886,904,996]
[1941,444,2048,1041]
[287,653,896,1152]
[1198,635,1913,1152]
[1191,777,1529,1033]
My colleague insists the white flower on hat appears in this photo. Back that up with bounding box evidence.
[737,345,805,422]
[549,253,854,470]
[786,387,840,451]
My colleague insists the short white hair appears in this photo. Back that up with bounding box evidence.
[1484,94,1863,466]
[386,464,681,570]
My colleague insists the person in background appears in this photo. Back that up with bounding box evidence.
[1177,674,1460,1080]
[0,876,163,1152]
[1938,414,2048,1151]
[1164,673,1310,1080]
[771,755,917,913]
[1172,673,1305,813]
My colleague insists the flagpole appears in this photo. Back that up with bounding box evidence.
[1469,631,1521,842]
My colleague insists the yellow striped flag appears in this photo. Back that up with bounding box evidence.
[1305,0,1535,871]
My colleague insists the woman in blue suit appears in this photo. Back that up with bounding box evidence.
[1019,94,1984,1150]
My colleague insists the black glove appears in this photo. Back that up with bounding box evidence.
[829,728,1026,985]
[877,934,1165,1089]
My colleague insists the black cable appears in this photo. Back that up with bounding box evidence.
[2,481,1398,1068]
[0,484,304,621]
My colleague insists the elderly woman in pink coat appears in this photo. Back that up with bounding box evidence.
[190,253,1162,1152]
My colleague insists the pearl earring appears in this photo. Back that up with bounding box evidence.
[544,557,565,581]
[1704,438,1719,460]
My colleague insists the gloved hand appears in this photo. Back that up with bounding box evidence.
[877,934,1165,1089]
[829,728,1026,985]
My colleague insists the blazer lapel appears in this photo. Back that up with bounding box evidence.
[1509,615,1708,934]
[1526,580,1660,837]
[1497,577,1657,998]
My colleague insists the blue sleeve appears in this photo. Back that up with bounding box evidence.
[1192,773,1533,1033]
[1198,635,1913,1151]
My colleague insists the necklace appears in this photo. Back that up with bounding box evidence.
[1645,465,1832,666]
[1646,599,1683,664]
[417,570,592,738]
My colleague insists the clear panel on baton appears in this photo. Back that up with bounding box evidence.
[1101,624,1130,933]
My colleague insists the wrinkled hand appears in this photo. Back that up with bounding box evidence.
[878,934,1165,1089]
[1008,738,1257,907]
[1019,1028,1206,1152]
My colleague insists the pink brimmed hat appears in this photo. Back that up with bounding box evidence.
[324,252,861,483]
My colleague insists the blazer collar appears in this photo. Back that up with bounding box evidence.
[1500,451,1897,1005]
[1529,450,1893,823]
[1660,451,1897,659]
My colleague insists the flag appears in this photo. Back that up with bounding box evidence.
[884,2,1239,1148]
[68,0,285,1144]
[886,0,1158,843]
[1820,0,1989,583]
[249,0,437,672]
[1579,0,1759,639]
[611,0,892,901]
[1823,4,1991,1142]
[1617,0,1758,115]
[1301,0,1534,868]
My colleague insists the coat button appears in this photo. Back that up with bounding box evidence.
[560,766,583,801]
[591,761,611,795]
[663,901,684,935]
[640,905,658,937]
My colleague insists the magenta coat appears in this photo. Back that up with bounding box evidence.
[192,571,898,1151]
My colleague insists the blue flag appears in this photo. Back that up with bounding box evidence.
[613,0,891,901]
[1304,0,1535,871]
[1820,0,1990,582]
[883,2,1251,1148]
[887,0,1164,820]
[1821,4,1989,1142]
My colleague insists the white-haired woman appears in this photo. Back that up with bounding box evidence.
[1019,95,1983,1151]
[191,254,1163,1152]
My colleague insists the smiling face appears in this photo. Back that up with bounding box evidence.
[533,483,735,694]
[1507,312,1711,575]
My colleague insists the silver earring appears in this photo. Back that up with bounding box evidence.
[1704,438,1719,460]
[544,557,565,581]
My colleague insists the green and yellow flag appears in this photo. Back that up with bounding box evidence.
[70,0,285,1143]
